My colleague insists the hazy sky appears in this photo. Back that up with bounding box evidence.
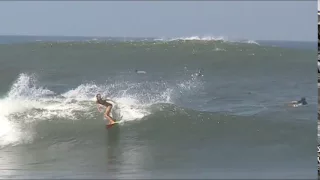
[0,1,316,41]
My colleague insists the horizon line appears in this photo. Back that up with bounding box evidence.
[0,34,316,43]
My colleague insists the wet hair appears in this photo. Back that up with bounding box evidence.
[299,97,307,105]
[96,94,102,99]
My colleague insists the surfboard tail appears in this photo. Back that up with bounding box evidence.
[106,122,120,129]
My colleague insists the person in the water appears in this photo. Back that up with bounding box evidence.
[289,97,307,107]
[96,94,115,125]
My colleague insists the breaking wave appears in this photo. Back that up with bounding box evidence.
[0,73,203,147]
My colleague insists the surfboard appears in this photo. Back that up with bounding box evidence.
[106,121,120,129]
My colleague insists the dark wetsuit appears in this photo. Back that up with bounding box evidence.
[297,99,307,105]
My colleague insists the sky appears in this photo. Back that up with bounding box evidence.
[0,1,316,41]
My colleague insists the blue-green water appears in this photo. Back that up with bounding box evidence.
[0,36,317,179]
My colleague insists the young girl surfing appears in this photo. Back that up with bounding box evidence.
[96,94,116,126]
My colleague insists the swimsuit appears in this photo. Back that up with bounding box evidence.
[97,99,112,107]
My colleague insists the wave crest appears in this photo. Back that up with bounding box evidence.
[154,36,259,45]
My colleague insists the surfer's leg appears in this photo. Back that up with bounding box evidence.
[104,105,115,124]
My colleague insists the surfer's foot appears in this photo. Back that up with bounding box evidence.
[108,121,115,125]
[104,115,116,124]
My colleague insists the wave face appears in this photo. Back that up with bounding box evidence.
[0,39,316,178]
[0,73,205,147]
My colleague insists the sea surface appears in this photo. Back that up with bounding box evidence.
[0,36,317,179]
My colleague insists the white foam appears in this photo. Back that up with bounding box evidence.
[0,100,22,147]
[213,48,226,52]
[0,72,203,146]
[61,81,175,122]
[246,40,260,45]
[61,83,100,100]
[0,74,88,147]
[60,82,152,121]
[155,36,226,42]
[170,36,226,41]
[0,98,39,147]
[7,73,54,99]
[112,97,150,121]
[154,35,260,46]
[0,74,47,146]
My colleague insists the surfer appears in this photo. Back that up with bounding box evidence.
[96,94,116,125]
[289,97,307,107]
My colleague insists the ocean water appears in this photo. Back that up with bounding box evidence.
[0,36,317,179]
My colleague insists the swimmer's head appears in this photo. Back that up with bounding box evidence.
[300,97,307,105]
